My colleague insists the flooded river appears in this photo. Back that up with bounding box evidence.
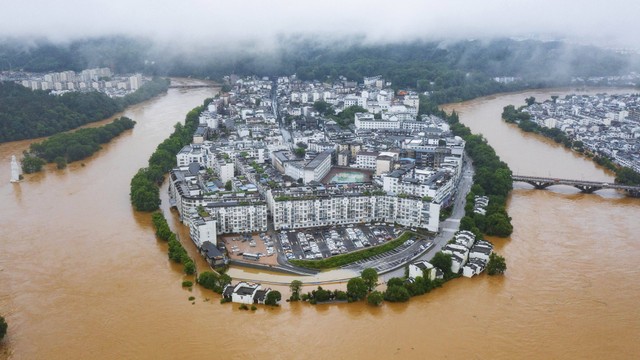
[1,87,639,359]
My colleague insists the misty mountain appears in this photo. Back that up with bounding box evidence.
[1,35,638,95]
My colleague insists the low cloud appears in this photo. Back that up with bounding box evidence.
[2,0,639,49]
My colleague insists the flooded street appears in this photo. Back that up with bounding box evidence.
[1,87,639,359]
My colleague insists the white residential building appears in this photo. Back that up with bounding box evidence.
[129,74,142,91]
[442,243,470,274]
[354,112,401,130]
[356,151,379,170]
[469,240,494,261]
[206,199,268,234]
[382,167,455,204]
[303,149,332,183]
[215,157,235,184]
[176,144,212,169]
[268,185,440,232]
[188,215,217,248]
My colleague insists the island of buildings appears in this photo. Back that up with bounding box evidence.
[167,74,491,290]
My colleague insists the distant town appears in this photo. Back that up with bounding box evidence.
[524,94,640,173]
[0,67,146,97]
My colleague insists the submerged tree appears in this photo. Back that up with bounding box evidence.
[289,280,303,301]
[361,268,379,292]
[487,253,507,275]
[367,291,384,306]
[346,277,367,301]
[265,291,282,306]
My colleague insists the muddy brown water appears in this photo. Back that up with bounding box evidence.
[1,86,639,359]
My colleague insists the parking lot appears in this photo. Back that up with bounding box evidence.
[276,224,402,261]
[223,233,278,265]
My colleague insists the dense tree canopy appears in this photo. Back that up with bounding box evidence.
[265,291,282,306]
[22,117,135,173]
[198,271,232,293]
[361,268,378,292]
[383,285,410,302]
[2,36,635,86]
[616,167,640,186]
[367,291,384,306]
[346,277,368,301]
[0,78,168,143]
[431,252,453,278]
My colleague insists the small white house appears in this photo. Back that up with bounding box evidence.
[445,252,466,274]
[409,261,437,281]
[223,282,277,305]
[462,258,488,278]
[454,232,475,249]
[224,282,261,304]
[443,243,469,264]
[469,240,494,261]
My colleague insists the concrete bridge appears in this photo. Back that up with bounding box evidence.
[512,175,640,197]
[168,84,218,89]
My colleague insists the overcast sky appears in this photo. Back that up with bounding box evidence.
[3,0,640,49]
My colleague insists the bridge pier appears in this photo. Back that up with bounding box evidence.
[626,189,640,197]
[523,181,552,189]
[574,185,602,193]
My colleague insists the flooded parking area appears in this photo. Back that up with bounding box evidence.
[276,224,401,261]
[223,233,278,265]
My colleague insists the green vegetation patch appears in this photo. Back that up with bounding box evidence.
[149,211,195,275]
[21,117,136,174]
[129,98,212,212]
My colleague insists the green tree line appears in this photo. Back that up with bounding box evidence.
[289,232,414,269]
[445,111,514,237]
[0,78,169,143]
[150,211,195,275]
[21,116,136,173]
[130,98,212,212]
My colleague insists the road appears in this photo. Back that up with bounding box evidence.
[344,157,475,281]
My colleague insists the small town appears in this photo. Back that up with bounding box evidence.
[165,74,496,304]
[524,93,640,173]
[1,67,147,97]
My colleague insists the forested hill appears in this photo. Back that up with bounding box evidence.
[2,37,638,85]
[0,77,169,143]
[1,37,638,108]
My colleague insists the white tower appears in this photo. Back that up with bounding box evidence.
[10,155,21,183]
